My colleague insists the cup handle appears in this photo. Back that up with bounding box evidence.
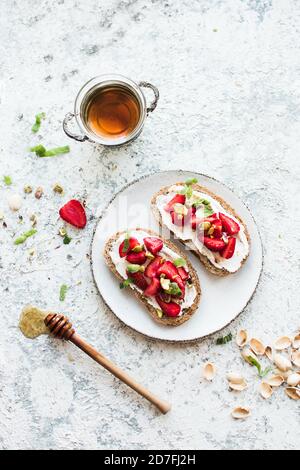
[63,112,89,142]
[139,82,159,114]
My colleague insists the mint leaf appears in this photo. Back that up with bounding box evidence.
[173,258,186,267]
[63,234,72,245]
[122,231,131,254]
[3,176,12,185]
[31,112,46,133]
[120,278,133,289]
[30,145,70,157]
[216,333,232,345]
[192,198,214,217]
[185,178,198,186]
[59,284,68,301]
[14,229,37,245]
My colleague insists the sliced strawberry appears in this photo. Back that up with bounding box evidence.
[145,256,163,278]
[127,271,149,290]
[126,251,147,265]
[164,194,186,212]
[143,278,161,296]
[156,295,181,317]
[119,237,140,258]
[211,219,223,238]
[202,236,226,252]
[143,237,163,255]
[220,237,236,259]
[170,211,184,227]
[219,213,240,235]
[59,199,87,229]
[157,260,179,279]
[177,267,190,282]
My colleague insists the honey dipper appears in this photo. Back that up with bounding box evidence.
[44,313,171,414]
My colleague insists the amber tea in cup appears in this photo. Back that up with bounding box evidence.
[63,74,159,146]
[86,86,140,139]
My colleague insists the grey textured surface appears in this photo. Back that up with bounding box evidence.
[0,0,299,450]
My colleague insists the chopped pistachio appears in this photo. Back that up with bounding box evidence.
[156,309,163,319]
[35,187,43,199]
[145,252,155,260]
[24,185,33,194]
[160,277,171,291]
[53,183,64,194]
[0,211,4,220]
[28,248,35,257]
[174,203,188,216]
[59,227,67,237]
[132,244,144,253]
[30,214,37,227]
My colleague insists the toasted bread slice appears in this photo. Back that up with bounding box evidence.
[151,183,250,276]
[103,228,201,326]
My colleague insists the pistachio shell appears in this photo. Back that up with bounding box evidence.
[231,407,250,420]
[287,373,300,387]
[285,387,300,400]
[242,347,258,364]
[274,336,292,350]
[250,338,265,356]
[292,334,300,349]
[226,373,245,384]
[202,362,216,381]
[265,375,284,387]
[236,330,248,348]
[265,346,273,361]
[259,382,273,399]
[273,353,292,372]
[291,350,300,368]
[273,368,292,381]
[228,380,247,391]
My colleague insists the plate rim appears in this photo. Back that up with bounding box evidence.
[90,169,264,343]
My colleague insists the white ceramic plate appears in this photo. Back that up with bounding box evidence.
[91,170,263,341]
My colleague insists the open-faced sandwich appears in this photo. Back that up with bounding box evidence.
[151,178,250,276]
[104,228,201,326]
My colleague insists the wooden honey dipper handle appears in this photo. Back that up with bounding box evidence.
[45,314,171,414]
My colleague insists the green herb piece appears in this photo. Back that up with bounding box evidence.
[122,231,131,254]
[14,229,37,245]
[31,112,46,133]
[216,332,233,345]
[120,278,133,289]
[180,184,193,199]
[166,282,182,296]
[59,284,68,301]
[126,264,143,274]
[173,257,186,268]
[30,144,70,157]
[245,356,272,378]
[3,176,12,186]
[63,234,72,245]
[185,178,198,186]
[192,198,214,217]
[132,244,143,253]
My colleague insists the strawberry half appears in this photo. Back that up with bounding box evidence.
[211,218,223,238]
[119,237,140,258]
[164,194,186,212]
[220,237,236,259]
[219,213,240,235]
[59,199,87,229]
[190,214,202,231]
[127,271,148,290]
[145,256,163,278]
[156,294,181,317]
[143,277,161,296]
[126,251,147,265]
[202,236,226,252]
[143,237,163,255]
